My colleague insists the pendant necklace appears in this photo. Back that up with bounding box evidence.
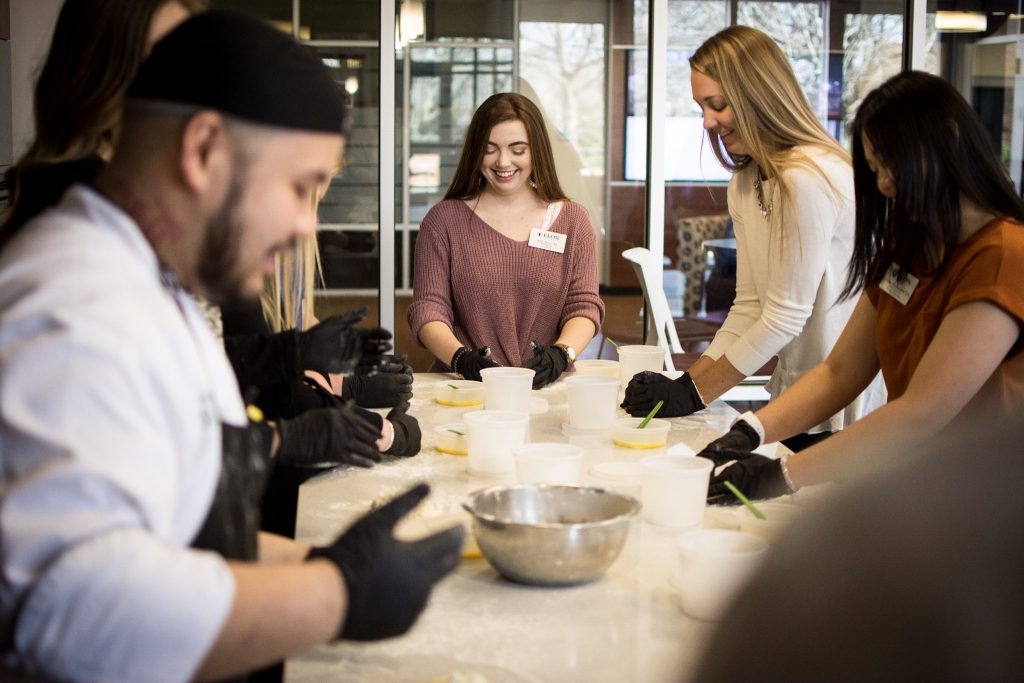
[754,176,772,220]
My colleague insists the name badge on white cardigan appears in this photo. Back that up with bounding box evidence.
[879,263,918,305]
[528,228,567,253]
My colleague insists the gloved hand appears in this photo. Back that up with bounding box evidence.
[275,402,383,468]
[522,342,569,389]
[385,408,421,458]
[696,420,761,467]
[307,484,463,641]
[450,346,499,381]
[342,372,414,408]
[356,353,414,378]
[621,371,705,417]
[706,455,792,504]
[352,326,393,373]
[296,307,370,375]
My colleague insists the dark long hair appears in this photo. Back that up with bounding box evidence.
[841,70,1024,300]
[444,92,567,202]
[1,0,204,244]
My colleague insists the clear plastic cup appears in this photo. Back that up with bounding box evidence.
[676,529,768,621]
[480,367,535,413]
[565,375,619,430]
[613,417,671,450]
[640,455,713,527]
[617,345,665,386]
[514,443,585,485]
[435,380,484,407]
[464,410,530,474]
[434,423,468,456]
[587,461,644,499]
[737,501,803,544]
[573,359,621,378]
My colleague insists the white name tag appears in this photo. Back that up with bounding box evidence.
[528,228,567,253]
[879,263,919,305]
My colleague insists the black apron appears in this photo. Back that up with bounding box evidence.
[191,420,274,683]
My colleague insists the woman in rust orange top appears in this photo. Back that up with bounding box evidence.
[695,70,1024,502]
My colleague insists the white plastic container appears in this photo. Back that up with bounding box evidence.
[480,367,535,413]
[464,410,530,474]
[434,423,468,456]
[640,455,713,528]
[435,380,484,407]
[676,529,768,621]
[573,359,621,378]
[737,501,803,544]
[587,461,644,499]
[514,443,584,485]
[617,345,665,386]
[565,375,619,430]
[613,417,671,450]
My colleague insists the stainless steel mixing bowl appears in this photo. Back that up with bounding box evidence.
[462,484,641,586]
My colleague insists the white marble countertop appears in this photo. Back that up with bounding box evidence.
[286,373,771,683]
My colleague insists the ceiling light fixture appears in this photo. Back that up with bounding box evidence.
[935,11,987,32]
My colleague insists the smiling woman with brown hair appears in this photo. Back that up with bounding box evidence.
[408,92,604,388]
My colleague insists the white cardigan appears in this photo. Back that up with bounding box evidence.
[703,146,886,433]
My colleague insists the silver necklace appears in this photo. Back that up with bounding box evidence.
[754,176,772,220]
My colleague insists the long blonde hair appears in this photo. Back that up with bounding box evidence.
[259,171,336,333]
[690,26,848,233]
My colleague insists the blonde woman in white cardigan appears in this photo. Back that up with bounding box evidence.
[622,25,884,451]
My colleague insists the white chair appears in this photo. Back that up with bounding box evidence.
[621,246,770,401]
[621,247,681,371]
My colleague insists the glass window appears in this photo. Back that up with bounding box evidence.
[425,0,515,41]
[839,13,906,140]
[926,2,1023,192]
[519,20,607,228]
[299,0,379,40]
[209,0,291,29]
[406,45,514,222]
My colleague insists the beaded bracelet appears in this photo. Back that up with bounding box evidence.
[450,346,469,374]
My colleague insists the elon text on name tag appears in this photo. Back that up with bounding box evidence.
[879,263,919,305]
[528,228,567,254]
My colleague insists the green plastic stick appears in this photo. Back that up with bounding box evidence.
[447,429,465,436]
[447,383,460,390]
[637,400,664,429]
[723,481,766,520]
[608,338,621,349]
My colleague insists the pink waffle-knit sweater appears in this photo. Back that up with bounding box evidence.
[408,199,605,369]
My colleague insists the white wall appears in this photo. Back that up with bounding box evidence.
[4,0,63,164]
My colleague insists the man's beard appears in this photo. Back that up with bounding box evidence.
[196,173,247,306]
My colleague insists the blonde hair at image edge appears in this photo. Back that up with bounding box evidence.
[690,25,848,234]
[259,172,334,333]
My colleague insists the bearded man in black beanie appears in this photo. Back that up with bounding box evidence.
[0,11,461,683]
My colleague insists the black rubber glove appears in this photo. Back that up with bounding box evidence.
[621,371,705,417]
[385,408,421,458]
[356,353,414,378]
[297,307,371,376]
[706,454,792,504]
[275,402,383,468]
[342,372,414,408]
[696,420,761,467]
[307,484,463,641]
[352,326,394,374]
[450,346,499,381]
[522,342,569,389]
